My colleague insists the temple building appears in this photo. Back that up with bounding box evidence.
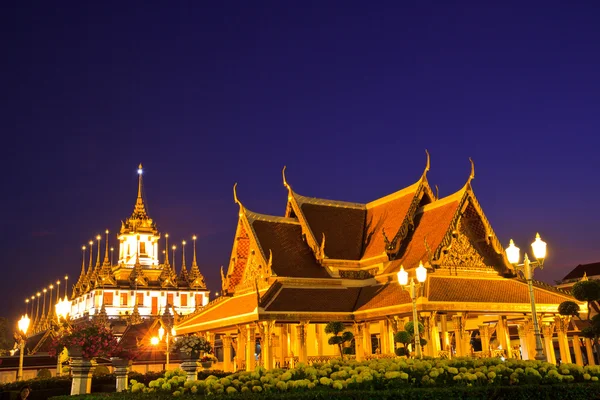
[176,153,592,371]
[68,164,210,321]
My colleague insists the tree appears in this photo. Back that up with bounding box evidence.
[325,322,353,360]
[558,279,600,364]
[394,322,427,358]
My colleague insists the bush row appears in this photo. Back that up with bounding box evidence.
[48,383,600,400]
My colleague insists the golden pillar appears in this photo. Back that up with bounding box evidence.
[363,322,372,355]
[451,314,465,357]
[440,314,450,353]
[387,319,395,354]
[378,320,388,354]
[245,324,255,371]
[572,335,584,366]
[478,325,491,357]
[236,325,247,372]
[296,321,308,363]
[222,335,233,372]
[258,321,275,370]
[353,322,364,361]
[428,313,440,356]
[517,323,530,360]
[279,324,289,366]
[554,316,572,364]
[541,323,556,364]
[496,316,511,358]
[315,324,323,356]
[584,338,596,366]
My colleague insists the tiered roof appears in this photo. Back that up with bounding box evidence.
[177,153,578,334]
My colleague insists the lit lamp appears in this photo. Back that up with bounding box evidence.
[155,325,177,370]
[17,314,30,380]
[397,261,428,358]
[505,233,547,361]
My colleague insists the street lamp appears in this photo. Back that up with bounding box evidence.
[397,261,428,358]
[506,233,547,361]
[17,314,30,380]
[154,325,176,370]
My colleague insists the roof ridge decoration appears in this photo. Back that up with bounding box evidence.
[229,183,272,294]
[422,158,513,275]
[381,150,435,260]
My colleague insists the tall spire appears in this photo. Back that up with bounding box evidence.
[103,230,110,265]
[132,163,147,217]
[88,241,93,272]
[172,245,177,274]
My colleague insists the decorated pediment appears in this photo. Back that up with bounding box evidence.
[438,219,494,271]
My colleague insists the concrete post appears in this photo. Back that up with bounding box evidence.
[70,359,96,395]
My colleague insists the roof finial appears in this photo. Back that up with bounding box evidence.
[282,165,290,190]
[581,272,588,281]
[467,158,475,185]
[233,182,245,217]
[424,149,430,174]
[435,185,439,200]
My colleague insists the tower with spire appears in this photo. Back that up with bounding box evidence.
[68,164,210,322]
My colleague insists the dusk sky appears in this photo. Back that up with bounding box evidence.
[2,1,600,324]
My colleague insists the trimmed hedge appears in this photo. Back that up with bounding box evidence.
[48,383,600,399]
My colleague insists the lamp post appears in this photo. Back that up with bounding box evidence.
[152,325,176,370]
[506,233,547,361]
[397,261,428,359]
[17,314,30,380]
[55,294,72,376]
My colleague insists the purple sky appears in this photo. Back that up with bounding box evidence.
[2,1,600,324]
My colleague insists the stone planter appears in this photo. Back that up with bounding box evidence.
[180,359,199,381]
[111,357,131,392]
[70,358,97,395]
[201,361,213,369]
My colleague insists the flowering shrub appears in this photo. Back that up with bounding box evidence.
[172,335,212,358]
[49,321,119,359]
[126,357,600,396]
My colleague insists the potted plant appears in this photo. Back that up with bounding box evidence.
[49,321,119,360]
[173,335,212,361]
[200,353,217,369]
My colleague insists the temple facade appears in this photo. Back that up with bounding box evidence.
[68,164,210,321]
[176,153,593,371]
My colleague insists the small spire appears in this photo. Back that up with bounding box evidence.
[103,230,110,265]
[282,166,290,190]
[172,245,177,273]
[165,234,170,265]
[80,246,86,276]
[423,149,430,175]
[581,272,588,281]
[95,235,101,267]
[180,240,188,281]
[88,240,93,272]
[192,235,198,266]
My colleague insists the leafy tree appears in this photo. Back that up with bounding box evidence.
[325,321,353,360]
[558,279,600,364]
[394,322,427,358]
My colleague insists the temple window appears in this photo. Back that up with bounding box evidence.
[140,242,146,255]
[167,293,174,305]
[104,292,113,306]
[136,293,144,306]
[120,293,128,306]
[181,294,188,307]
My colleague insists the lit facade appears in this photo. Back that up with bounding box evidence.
[176,154,591,371]
[69,164,210,320]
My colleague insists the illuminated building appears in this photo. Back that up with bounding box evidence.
[69,164,209,321]
[176,153,588,370]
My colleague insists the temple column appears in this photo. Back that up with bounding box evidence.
[245,324,255,371]
[259,321,275,370]
[387,319,395,354]
[429,313,440,356]
[542,323,556,364]
[554,316,572,364]
[363,322,372,355]
[206,332,214,355]
[296,321,308,363]
[353,322,364,361]
[572,335,584,366]
[440,314,449,356]
[223,335,233,372]
[314,324,322,356]
[378,321,388,354]
[279,324,289,368]
[452,314,465,357]
[236,326,247,372]
[478,325,491,357]
[585,338,596,366]
[496,316,511,358]
[517,323,530,360]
